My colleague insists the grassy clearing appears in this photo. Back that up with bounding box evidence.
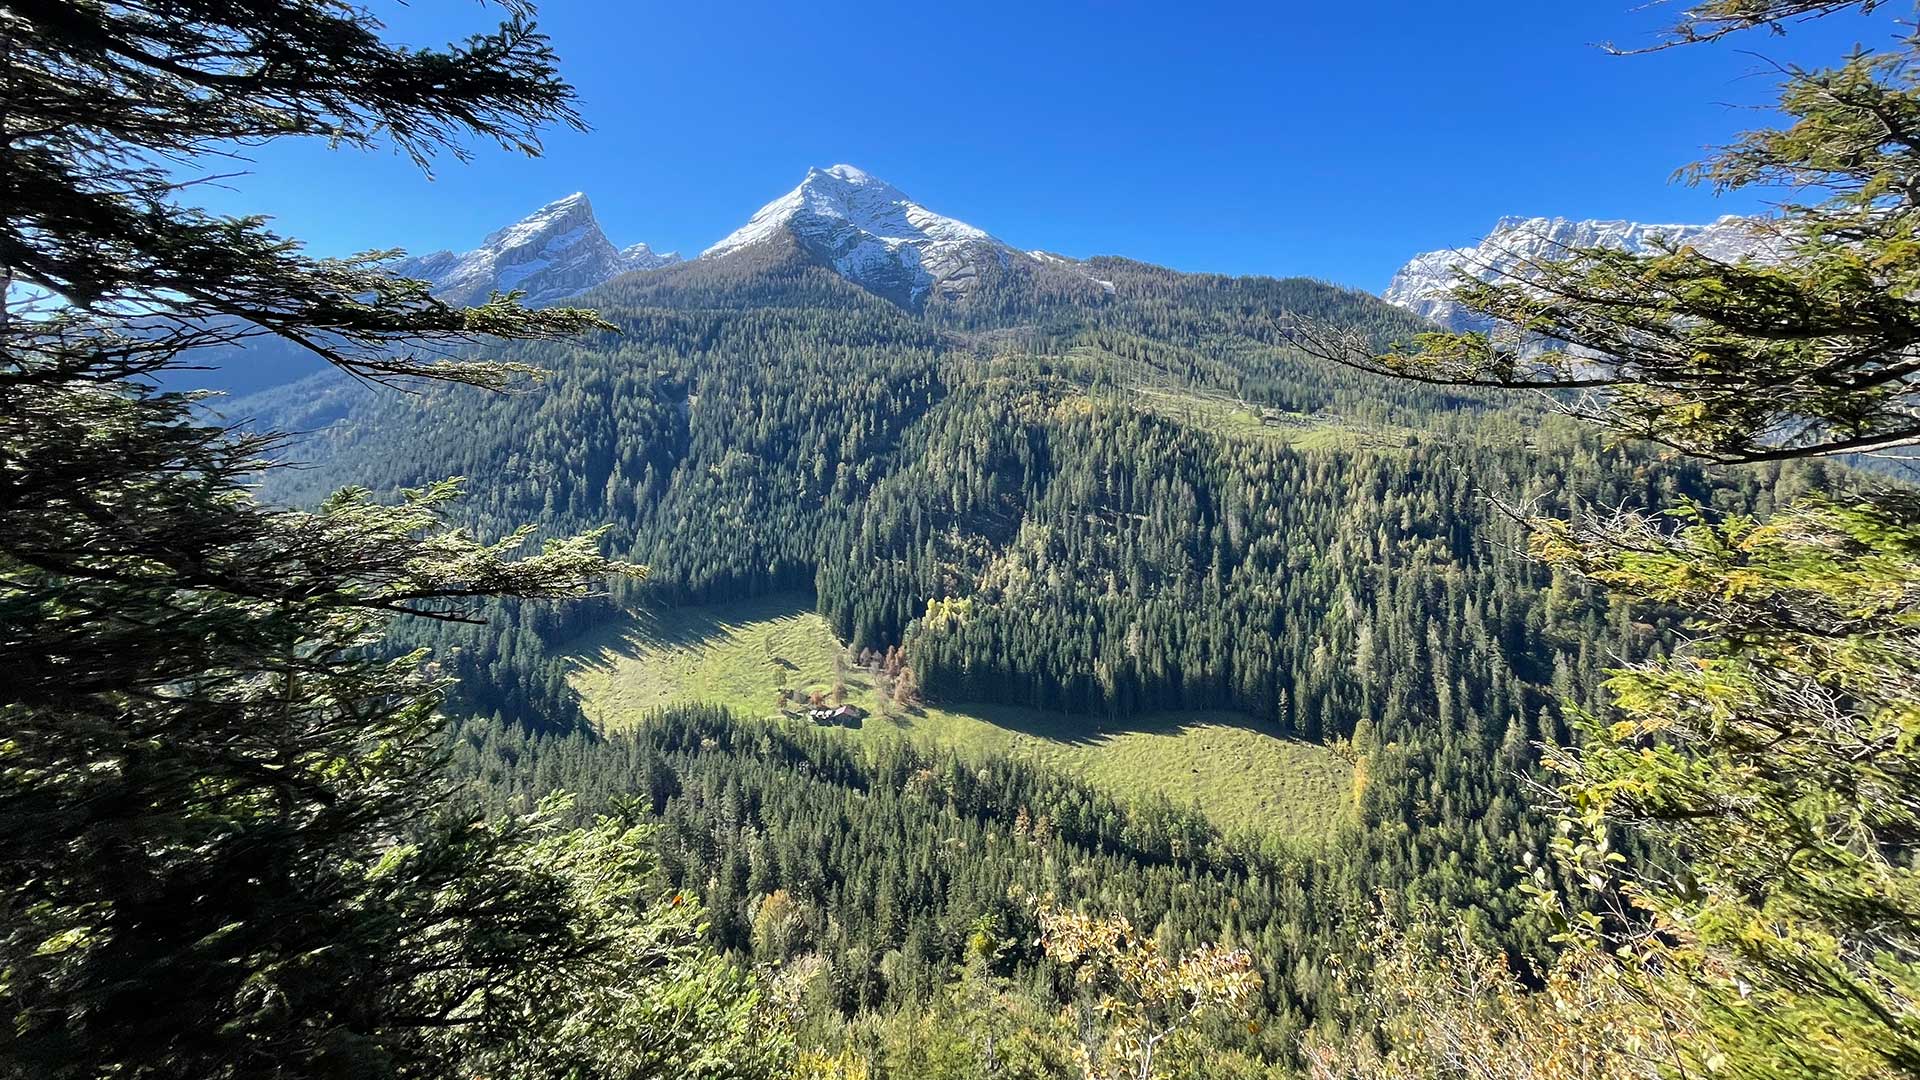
[563,593,1355,844]
[1126,386,1421,453]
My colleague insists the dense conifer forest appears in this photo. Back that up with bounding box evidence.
[255,243,1831,739]
[12,1,1919,1077]
[247,234,1844,1071]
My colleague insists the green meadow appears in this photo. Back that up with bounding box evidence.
[563,592,1356,843]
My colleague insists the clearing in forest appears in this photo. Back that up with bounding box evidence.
[562,592,1356,844]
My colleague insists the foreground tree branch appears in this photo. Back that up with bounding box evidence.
[0,4,784,1078]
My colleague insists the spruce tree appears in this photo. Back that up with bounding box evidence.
[0,3,776,1077]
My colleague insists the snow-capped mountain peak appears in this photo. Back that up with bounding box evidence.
[395,192,680,307]
[1384,214,1768,331]
[478,191,593,253]
[702,164,1020,305]
[619,241,681,271]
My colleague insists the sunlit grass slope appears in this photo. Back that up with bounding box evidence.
[563,593,1355,843]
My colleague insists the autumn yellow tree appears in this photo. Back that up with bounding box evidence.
[1038,906,1262,1080]
[1302,910,1679,1080]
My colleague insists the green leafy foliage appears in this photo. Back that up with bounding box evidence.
[1621,1,1887,51]
[449,804,792,1079]
[1302,910,1676,1080]
[1541,494,1920,1079]
[1296,2,1920,1077]
[1038,905,1262,1080]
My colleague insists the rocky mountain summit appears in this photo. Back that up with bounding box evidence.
[1384,214,1766,331]
[701,164,1030,306]
[393,192,680,307]
[393,167,1114,312]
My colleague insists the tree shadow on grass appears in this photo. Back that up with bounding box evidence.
[557,595,1329,765]
[884,699,1294,750]
[559,591,818,673]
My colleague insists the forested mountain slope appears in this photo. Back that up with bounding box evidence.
[251,238,1454,721]
[450,706,1359,1064]
[257,234,1818,735]
[245,200,1847,1067]
[20,0,1913,1072]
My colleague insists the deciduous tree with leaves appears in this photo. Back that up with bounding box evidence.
[1038,905,1261,1080]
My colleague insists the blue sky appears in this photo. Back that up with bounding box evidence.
[195,1,1888,292]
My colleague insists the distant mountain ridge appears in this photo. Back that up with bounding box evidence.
[186,163,1339,397]
[162,193,678,397]
[393,192,680,307]
[1383,214,1768,332]
[397,165,1092,313]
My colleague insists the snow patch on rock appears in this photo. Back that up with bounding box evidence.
[1383,214,1770,331]
[703,164,1029,304]
[394,192,680,307]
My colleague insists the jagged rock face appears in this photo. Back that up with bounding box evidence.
[161,194,680,395]
[394,193,681,307]
[702,165,1027,307]
[1383,214,1766,331]
[618,242,679,272]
